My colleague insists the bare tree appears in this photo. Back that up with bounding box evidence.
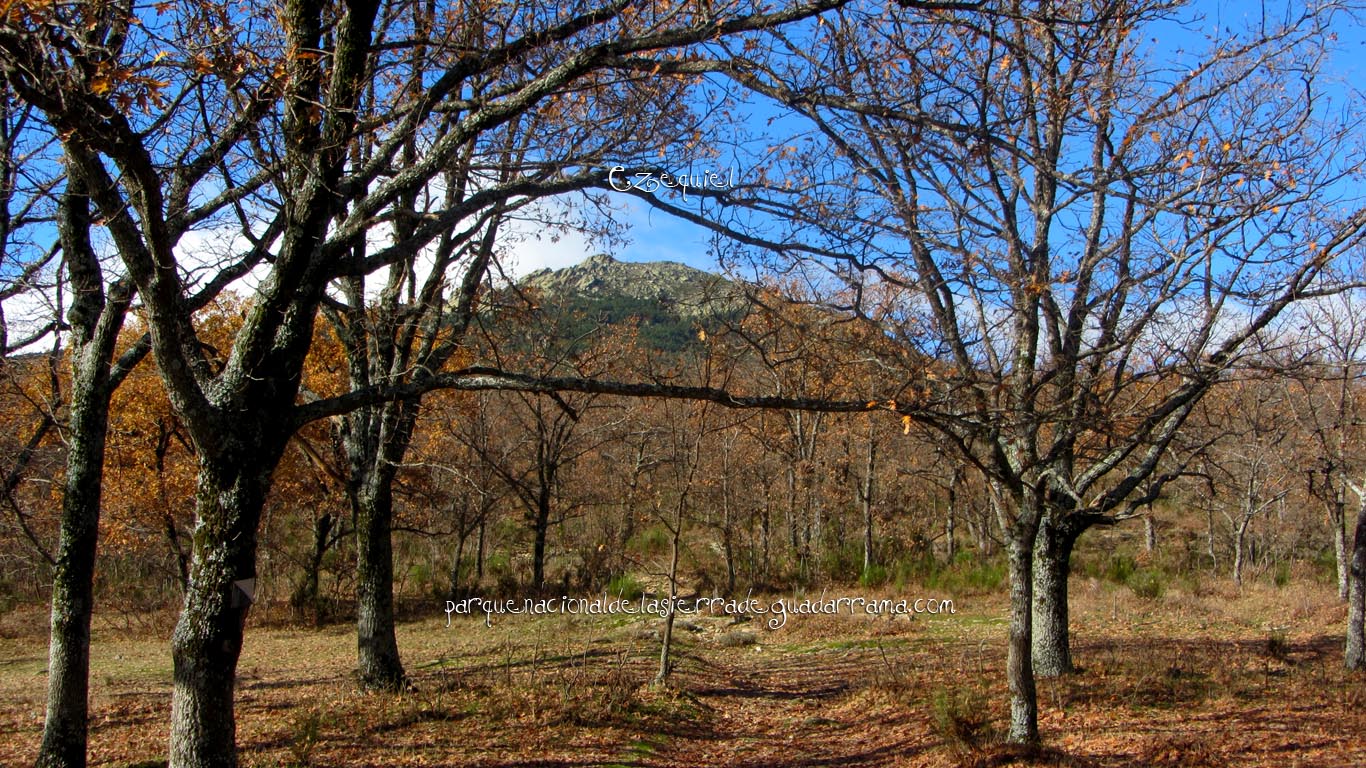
[645,0,1366,744]
[1190,378,1296,587]
[1286,294,1366,601]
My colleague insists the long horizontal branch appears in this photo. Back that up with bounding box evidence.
[290,366,881,428]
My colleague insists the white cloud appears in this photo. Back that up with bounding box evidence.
[498,220,598,279]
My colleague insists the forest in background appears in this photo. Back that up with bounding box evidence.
[4,254,1360,616]
[2,0,1366,765]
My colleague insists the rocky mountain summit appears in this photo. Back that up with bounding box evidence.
[521,253,744,322]
[516,254,746,352]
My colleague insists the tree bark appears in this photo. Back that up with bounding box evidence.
[532,485,552,594]
[1345,497,1366,669]
[292,513,333,619]
[655,519,682,686]
[169,453,281,768]
[1206,507,1218,568]
[476,515,487,582]
[355,485,404,690]
[36,350,113,768]
[1233,519,1249,588]
[1032,513,1079,677]
[1332,492,1349,600]
[449,516,469,600]
[944,474,957,563]
[860,426,876,572]
[722,507,737,594]
[337,387,419,691]
[1006,526,1039,746]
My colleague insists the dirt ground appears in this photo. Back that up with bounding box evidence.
[2,580,1363,767]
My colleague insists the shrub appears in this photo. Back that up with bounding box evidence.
[1104,554,1138,585]
[0,578,15,619]
[822,542,863,583]
[859,564,889,588]
[284,708,324,768]
[628,526,670,558]
[1274,561,1291,588]
[485,552,519,596]
[902,554,1006,594]
[606,573,644,600]
[930,686,995,758]
[1264,630,1290,662]
[1311,547,1340,585]
[486,552,512,578]
[1128,569,1166,600]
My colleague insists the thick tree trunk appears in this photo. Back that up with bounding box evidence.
[1032,514,1079,677]
[356,485,404,690]
[339,393,418,692]
[36,352,111,768]
[1344,498,1366,669]
[169,455,279,768]
[1006,528,1039,746]
[1144,515,1156,553]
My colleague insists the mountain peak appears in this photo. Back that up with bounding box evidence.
[517,254,745,351]
[521,254,741,316]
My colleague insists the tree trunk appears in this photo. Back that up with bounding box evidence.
[1006,527,1039,746]
[356,485,404,690]
[164,511,190,593]
[1032,514,1079,677]
[722,510,737,595]
[36,351,112,768]
[449,519,469,600]
[720,442,737,594]
[1233,520,1249,588]
[293,513,333,620]
[786,466,800,564]
[532,488,551,594]
[656,518,682,686]
[1332,492,1349,600]
[169,455,280,768]
[860,425,876,573]
[339,390,421,692]
[1144,515,1156,553]
[760,494,771,583]
[944,478,957,563]
[1345,497,1366,669]
[1206,507,1218,568]
[476,514,487,583]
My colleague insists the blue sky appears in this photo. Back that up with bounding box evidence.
[505,0,1366,279]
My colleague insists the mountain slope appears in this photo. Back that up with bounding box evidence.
[519,254,745,352]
